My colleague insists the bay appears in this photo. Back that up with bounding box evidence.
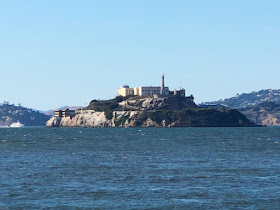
[1,127,280,209]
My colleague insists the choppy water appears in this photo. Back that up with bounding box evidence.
[1,127,280,209]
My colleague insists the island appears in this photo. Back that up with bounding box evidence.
[46,75,258,127]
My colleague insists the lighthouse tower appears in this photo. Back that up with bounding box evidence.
[160,74,165,96]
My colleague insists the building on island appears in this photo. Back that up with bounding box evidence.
[54,109,75,118]
[117,74,192,99]
[118,74,170,97]
[54,110,62,117]
[170,88,186,97]
[134,86,169,97]
[117,85,134,97]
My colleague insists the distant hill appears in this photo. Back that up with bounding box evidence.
[239,101,280,126]
[0,103,50,126]
[203,89,280,109]
[43,106,84,116]
[202,89,280,126]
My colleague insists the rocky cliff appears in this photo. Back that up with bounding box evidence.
[46,96,257,127]
[46,110,111,127]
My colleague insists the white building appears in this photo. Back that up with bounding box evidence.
[136,86,169,96]
[117,75,169,97]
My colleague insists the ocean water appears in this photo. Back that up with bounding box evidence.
[1,127,280,209]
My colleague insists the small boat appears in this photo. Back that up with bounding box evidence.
[10,121,24,128]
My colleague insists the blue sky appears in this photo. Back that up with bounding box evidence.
[0,0,280,110]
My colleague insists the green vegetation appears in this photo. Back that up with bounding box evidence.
[86,96,125,120]
[86,96,124,111]
[105,110,113,120]
[136,108,255,127]
[135,99,144,107]
[115,115,129,127]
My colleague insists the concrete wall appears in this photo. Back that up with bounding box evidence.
[118,86,169,97]
[118,87,134,97]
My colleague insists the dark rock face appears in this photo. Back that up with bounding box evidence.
[164,97,197,110]
[134,108,257,127]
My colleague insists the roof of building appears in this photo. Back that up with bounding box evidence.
[120,85,129,88]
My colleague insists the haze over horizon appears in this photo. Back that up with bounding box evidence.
[1,0,280,110]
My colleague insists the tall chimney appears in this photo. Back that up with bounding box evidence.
[161,74,165,96]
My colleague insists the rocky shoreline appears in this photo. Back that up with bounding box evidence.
[46,96,259,128]
[46,109,258,128]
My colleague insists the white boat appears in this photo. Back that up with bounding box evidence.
[10,121,24,128]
